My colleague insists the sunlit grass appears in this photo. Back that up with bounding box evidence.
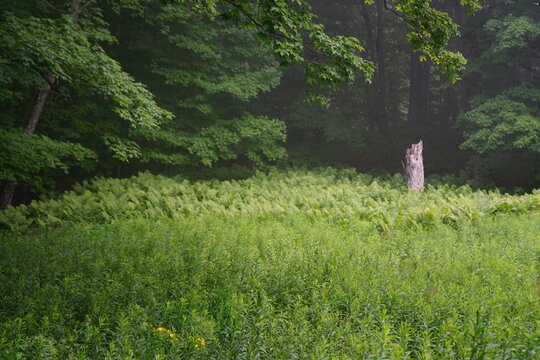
[1,213,539,359]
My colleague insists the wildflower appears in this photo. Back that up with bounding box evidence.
[154,327,179,343]
[195,337,206,348]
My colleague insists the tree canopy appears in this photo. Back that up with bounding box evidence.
[4,0,540,207]
[173,0,483,104]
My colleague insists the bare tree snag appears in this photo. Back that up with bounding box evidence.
[405,140,424,191]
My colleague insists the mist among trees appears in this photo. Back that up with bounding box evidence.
[1,0,539,207]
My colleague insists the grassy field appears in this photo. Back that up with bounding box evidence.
[1,169,539,359]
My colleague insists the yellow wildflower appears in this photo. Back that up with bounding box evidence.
[154,327,179,343]
[195,337,206,348]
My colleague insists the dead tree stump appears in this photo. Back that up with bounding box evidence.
[405,140,424,191]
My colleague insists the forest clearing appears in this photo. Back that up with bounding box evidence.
[1,169,539,358]
[1,0,539,358]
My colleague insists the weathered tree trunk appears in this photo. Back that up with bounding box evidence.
[405,140,424,191]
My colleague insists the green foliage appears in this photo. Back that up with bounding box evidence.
[465,4,540,85]
[0,12,172,130]
[177,0,482,104]
[183,114,287,166]
[218,0,376,105]
[0,128,95,192]
[459,85,540,154]
[1,213,539,358]
[2,169,538,231]
[1,168,539,357]
[483,14,540,62]
[392,0,470,82]
[115,4,287,167]
[456,0,540,186]
[155,5,281,101]
[0,2,173,197]
[103,135,142,162]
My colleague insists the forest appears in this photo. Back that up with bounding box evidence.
[1,0,538,205]
[1,0,539,358]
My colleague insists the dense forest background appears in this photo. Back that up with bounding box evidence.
[1,0,539,207]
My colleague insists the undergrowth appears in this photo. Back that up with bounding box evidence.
[1,169,539,358]
[1,215,539,358]
[1,168,538,231]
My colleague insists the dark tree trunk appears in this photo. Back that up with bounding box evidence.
[359,2,375,57]
[408,51,431,125]
[0,183,15,210]
[434,0,468,130]
[2,79,51,209]
[374,0,387,127]
[359,2,379,130]
[441,87,459,129]
[405,140,424,191]
[71,0,81,21]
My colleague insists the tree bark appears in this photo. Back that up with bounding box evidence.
[0,183,15,210]
[26,0,80,136]
[71,0,81,22]
[407,51,431,125]
[374,0,387,127]
[441,86,459,129]
[358,2,379,130]
[405,140,424,191]
[26,74,57,135]
[2,74,57,209]
[359,2,375,57]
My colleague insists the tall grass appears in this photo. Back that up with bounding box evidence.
[1,215,539,358]
[1,169,539,358]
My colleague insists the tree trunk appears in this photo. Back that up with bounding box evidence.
[408,51,431,125]
[1,0,81,210]
[359,2,379,130]
[71,0,81,22]
[2,74,57,210]
[26,74,56,135]
[374,0,387,127]
[359,2,375,58]
[405,140,424,191]
[0,183,15,210]
[441,86,459,129]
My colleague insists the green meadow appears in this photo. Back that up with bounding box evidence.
[1,169,539,359]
